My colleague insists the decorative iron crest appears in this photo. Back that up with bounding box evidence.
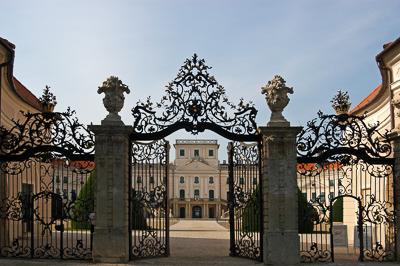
[0,108,94,161]
[297,112,392,164]
[132,54,258,141]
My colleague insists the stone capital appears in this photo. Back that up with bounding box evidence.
[89,124,133,136]
[259,125,302,136]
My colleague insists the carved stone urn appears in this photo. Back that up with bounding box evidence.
[39,85,57,112]
[98,76,130,125]
[261,75,293,126]
[331,90,351,115]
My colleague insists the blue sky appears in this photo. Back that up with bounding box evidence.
[1,0,400,159]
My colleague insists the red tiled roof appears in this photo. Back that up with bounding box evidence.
[350,84,382,114]
[12,77,43,111]
[297,162,340,171]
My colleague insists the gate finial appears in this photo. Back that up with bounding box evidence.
[331,90,351,115]
[262,75,293,126]
[39,85,57,112]
[98,76,130,125]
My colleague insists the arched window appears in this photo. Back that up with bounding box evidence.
[209,190,214,200]
[209,176,214,184]
[180,176,185,183]
[194,189,200,200]
[194,176,199,184]
[179,189,185,200]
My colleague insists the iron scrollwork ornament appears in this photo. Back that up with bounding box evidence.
[0,108,94,161]
[131,54,258,141]
[297,111,392,164]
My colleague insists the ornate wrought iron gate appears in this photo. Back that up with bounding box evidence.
[228,141,262,261]
[129,54,262,261]
[297,111,395,263]
[0,110,95,259]
[130,140,169,259]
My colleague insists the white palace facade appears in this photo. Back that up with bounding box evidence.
[168,139,229,219]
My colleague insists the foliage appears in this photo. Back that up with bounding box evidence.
[131,189,148,230]
[71,170,95,229]
[332,197,343,222]
[242,186,260,232]
[298,189,318,233]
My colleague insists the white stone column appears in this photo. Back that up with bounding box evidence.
[90,76,131,263]
[260,75,301,265]
[389,132,400,262]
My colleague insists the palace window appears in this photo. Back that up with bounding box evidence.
[226,177,229,184]
[194,176,199,184]
[209,176,214,184]
[179,149,185,157]
[239,177,244,185]
[329,192,335,200]
[149,176,154,184]
[320,192,325,201]
[179,189,185,200]
[301,192,307,200]
[137,176,142,183]
[71,189,77,201]
[311,192,316,201]
[208,149,214,157]
[209,190,214,200]
[63,176,68,183]
[253,177,257,185]
[63,189,68,199]
[180,176,185,183]
[194,189,200,200]
[194,149,200,157]
[329,179,335,186]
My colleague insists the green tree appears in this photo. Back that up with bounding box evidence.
[298,189,318,233]
[71,170,95,230]
[131,190,148,230]
[242,186,260,232]
[332,197,343,222]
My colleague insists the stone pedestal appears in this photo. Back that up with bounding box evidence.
[389,132,400,262]
[260,126,302,265]
[89,124,132,263]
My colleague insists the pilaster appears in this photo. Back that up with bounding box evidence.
[260,125,302,265]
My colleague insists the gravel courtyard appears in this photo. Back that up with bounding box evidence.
[0,220,398,266]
